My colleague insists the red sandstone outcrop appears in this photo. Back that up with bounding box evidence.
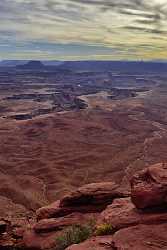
[37,182,128,220]
[2,163,167,250]
[97,197,167,230]
[24,182,126,249]
[112,223,167,250]
[66,164,167,250]
[66,236,114,250]
[36,200,68,220]
[23,212,98,250]
[60,182,128,207]
[66,224,167,250]
[34,212,98,233]
[23,229,60,250]
[131,163,167,209]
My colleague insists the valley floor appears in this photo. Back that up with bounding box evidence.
[1,84,167,218]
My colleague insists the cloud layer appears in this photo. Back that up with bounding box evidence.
[0,0,167,60]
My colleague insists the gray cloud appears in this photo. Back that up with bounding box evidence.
[124,25,167,34]
[0,0,167,59]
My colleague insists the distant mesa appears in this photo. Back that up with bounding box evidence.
[0,60,63,67]
[0,60,28,67]
[17,60,45,70]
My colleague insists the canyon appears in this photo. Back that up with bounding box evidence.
[0,61,167,249]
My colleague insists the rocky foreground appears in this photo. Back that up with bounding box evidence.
[1,162,167,249]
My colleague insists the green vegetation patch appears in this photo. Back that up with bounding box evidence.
[95,223,113,236]
[55,224,94,250]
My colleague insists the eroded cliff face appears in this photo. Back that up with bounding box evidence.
[1,163,167,250]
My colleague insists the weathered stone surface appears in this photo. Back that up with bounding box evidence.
[37,183,128,220]
[34,212,98,233]
[97,197,167,230]
[9,217,34,240]
[0,234,14,250]
[36,200,70,220]
[131,163,167,209]
[60,182,128,207]
[113,223,167,250]
[23,229,59,250]
[0,217,34,249]
[36,202,98,221]
[65,236,114,250]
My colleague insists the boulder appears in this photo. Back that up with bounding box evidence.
[23,229,59,250]
[65,236,114,250]
[36,200,70,220]
[36,201,98,221]
[97,197,167,230]
[60,182,128,207]
[34,212,98,233]
[37,182,128,220]
[113,223,167,250]
[131,163,167,209]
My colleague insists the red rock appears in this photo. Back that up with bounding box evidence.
[23,229,59,250]
[0,217,33,249]
[10,217,34,240]
[0,195,30,220]
[131,163,167,209]
[113,223,167,250]
[36,202,97,221]
[34,212,98,233]
[60,182,128,208]
[36,200,69,220]
[97,197,167,230]
[65,236,114,250]
[37,183,128,220]
[0,234,14,249]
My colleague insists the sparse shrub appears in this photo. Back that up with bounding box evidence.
[95,223,113,236]
[55,224,93,250]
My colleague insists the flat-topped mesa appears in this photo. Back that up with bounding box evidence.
[17,60,45,70]
[36,182,129,220]
[131,163,167,209]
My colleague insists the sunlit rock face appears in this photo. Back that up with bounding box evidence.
[131,163,167,209]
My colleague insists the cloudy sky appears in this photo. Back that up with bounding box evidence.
[0,0,167,60]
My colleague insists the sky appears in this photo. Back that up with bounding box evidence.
[0,0,167,60]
